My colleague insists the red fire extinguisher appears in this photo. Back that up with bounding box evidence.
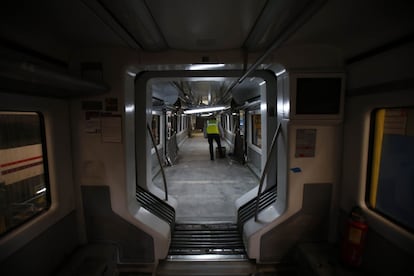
[340,206,368,267]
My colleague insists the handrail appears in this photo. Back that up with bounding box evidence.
[254,122,282,221]
[146,123,168,201]
[219,0,328,104]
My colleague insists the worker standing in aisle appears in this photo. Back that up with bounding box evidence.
[204,118,224,160]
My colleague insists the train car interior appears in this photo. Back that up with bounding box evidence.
[1,0,414,275]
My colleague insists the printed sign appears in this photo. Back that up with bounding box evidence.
[295,129,316,158]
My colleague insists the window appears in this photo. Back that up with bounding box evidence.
[151,114,160,146]
[367,107,414,232]
[0,112,50,236]
[221,115,226,131]
[166,112,172,138]
[239,110,245,136]
[251,113,261,148]
[172,114,177,135]
[183,115,188,131]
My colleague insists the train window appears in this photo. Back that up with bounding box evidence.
[221,115,226,131]
[251,113,262,148]
[151,114,160,146]
[166,111,172,138]
[184,116,188,131]
[172,114,177,134]
[0,111,50,236]
[239,111,245,136]
[367,107,414,232]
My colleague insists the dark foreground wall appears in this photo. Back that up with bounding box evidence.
[0,211,80,275]
[260,183,332,262]
[81,185,154,263]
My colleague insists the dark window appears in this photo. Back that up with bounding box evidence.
[367,107,414,232]
[151,115,160,146]
[252,114,261,148]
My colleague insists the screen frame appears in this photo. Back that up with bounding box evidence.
[289,72,345,121]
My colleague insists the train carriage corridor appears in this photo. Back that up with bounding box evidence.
[153,131,258,224]
[1,0,414,274]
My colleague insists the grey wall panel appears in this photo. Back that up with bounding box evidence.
[176,130,187,146]
[81,185,154,263]
[247,147,261,177]
[260,183,332,262]
[0,211,80,276]
[151,146,164,178]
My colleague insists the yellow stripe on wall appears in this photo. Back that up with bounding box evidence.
[370,109,385,208]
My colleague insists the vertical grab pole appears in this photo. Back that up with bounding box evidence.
[254,122,282,221]
[147,123,168,201]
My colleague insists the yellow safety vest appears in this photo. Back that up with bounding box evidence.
[206,120,219,134]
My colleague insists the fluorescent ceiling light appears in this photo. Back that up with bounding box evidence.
[184,106,227,114]
[188,64,225,70]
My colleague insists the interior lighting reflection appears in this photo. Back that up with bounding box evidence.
[188,64,225,70]
[184,106,227,114]
[276,69,286,76]
[125,104,135,113]
[36,188,46,194]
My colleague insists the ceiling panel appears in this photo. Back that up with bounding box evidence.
[99,0,168,50]
[145,0,267,51]
[284,0,414,60]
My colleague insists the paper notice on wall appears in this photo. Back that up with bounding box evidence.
[84,111,101,134]
[295,129,316,158]
[101,115,122,143]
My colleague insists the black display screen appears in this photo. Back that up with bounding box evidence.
[296,78,342,115]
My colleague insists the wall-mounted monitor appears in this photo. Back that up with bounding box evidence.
[290,72,345,121]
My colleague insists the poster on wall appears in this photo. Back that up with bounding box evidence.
[84,112,101,134]
[295,129,316,158]
[101,114,122,143]
[82,98,122,143]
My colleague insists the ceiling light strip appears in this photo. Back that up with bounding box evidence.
[183,106,227,114]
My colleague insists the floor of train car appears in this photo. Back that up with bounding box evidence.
[153,131,258,223]
[150,131,295,276]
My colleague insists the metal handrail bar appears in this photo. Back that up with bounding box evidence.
[254,122,282,221]
[219,0,328,104]
[146,123,168,201]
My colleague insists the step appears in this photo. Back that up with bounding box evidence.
[169,223,246,257]
[156,260,256,276]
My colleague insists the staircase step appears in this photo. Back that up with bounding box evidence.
[169,223,246,257]
[156,260,256,276]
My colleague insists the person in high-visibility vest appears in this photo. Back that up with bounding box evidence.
[204,118,223,160]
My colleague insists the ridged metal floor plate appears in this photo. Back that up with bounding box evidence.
[168,223,246,259]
